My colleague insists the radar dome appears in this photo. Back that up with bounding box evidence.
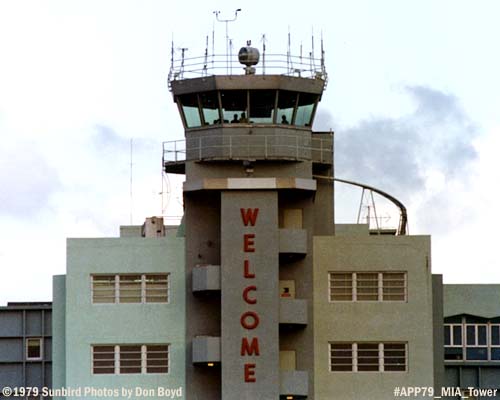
[238,40,260,67]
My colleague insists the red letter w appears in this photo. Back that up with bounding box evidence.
[240,208,259,226]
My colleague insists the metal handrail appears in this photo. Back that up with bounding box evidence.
[162,135,332,164]
[168,53,327,86]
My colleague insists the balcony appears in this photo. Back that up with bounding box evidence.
[192,336,221,364]
[279,229,307,256]
[163,133,332,174]
[280,370,309,398]
[192,264,221,292]
[279,298,308,326]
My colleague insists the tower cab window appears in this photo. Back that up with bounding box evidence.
[276,90,297,125]
[178,89,319,129]
[220,90,248,123]
[295,92,318,126]
[249,90,276,124]
[179,93,202,128]
[199,91,221,125]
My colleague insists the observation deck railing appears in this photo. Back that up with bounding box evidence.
[168,53,327,88]
[163,134,332,165]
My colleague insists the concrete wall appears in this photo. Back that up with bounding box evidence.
[56,232,185,399]
[444,285,500,318]
[53,275,66,393]
[313,233,434,400]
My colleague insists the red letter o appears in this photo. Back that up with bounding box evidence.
[240,311,260,330]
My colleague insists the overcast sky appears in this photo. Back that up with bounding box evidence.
[1,0,499,304]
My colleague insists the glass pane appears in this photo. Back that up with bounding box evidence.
[491,348,500,360]
[221,91,248,123]
[119,275,142,303]
[478,325,487,345]
[492,326,500,345]
[330,273,353,301]
[466,347,488,360]
[92,275,116,303]
[444,347,463,360]
[384,343,406,371]
[179,94,201,128]
[93,345,115,374]
[466,325,476,345]
[444,326,451,346]
[249,90,276,124]
[199,91,220,125]
[27,339,41,359]
[295,92,317,126]
[357,343,379,371]
[382,273,405,301]
[453,325,462,346]
[276,90,296,125]
[330,343,353,371]
[145,274,168,303]
[120,345,142,374]
[146,345,169,373]
[356,273,378,301]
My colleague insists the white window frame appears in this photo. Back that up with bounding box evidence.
[328,272,407,302]
[329,342,407,373]
[26,338,43,361]
[444,319,500,362]
[444,324,463,347]
[91,273,170,304]
[92,344,169,375]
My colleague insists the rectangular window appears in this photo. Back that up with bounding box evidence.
[92,275,116,303]
[330,342,407,372]
[92,274,169,304]
[145,274,169,303]
[119,275,142,303]
[119,345,142,374]
[443,322,500,361]
[329,272,407,302]
[92,345,115,374]
[26,338,43,360]
[146,345,169,373]
[92,344,169,375]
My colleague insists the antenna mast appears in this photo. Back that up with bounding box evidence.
[213,9,242,74]
[129,138,133,225]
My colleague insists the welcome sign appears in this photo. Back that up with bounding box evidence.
[221,191,280,399]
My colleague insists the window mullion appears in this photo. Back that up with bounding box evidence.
[142,345,147,374]
[353,273,357,301]
[379,343,384,372]
[115,345,120,374]
[115,275,119,304]
[141,275,146,304]
[353,343,358,372]
[378,273,383,301]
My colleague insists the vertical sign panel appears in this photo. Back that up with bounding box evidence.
[221,191,279,399]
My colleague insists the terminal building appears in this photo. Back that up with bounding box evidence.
[0,302,52,399]
[5,38,497,400]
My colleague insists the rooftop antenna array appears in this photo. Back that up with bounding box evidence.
[213,8,242,74]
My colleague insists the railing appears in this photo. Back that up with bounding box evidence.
[168,53,327,88]
[163,134,332,165]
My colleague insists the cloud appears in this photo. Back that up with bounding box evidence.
[0,141,61,217]
[318,86,481,234]
[333,86,479,196]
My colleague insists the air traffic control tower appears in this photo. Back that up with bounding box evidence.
[164,40,333,399]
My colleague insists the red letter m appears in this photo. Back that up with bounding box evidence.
[241,337,260,356]
[240,208,259,226]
